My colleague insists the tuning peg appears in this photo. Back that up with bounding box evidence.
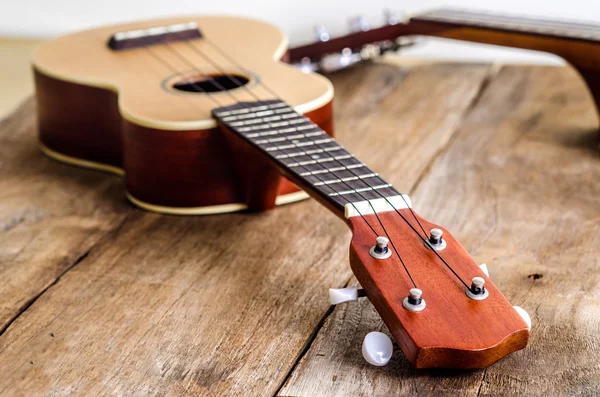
[314,24,330,42]
[383,9,408,25]
[329,286,368,305]
[466,277,489,300]
[479,263,490,277]
[349,16,370,32]
[329,286,356,305]
[428,228,446,251]
[383,9,400,25]
[298,57,318,74]
[362,332,393,366]
[513,306,532,330]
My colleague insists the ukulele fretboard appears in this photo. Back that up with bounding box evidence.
[413,8,600,43]
[213,100,410,217]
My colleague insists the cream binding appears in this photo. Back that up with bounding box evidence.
[40,143,309,215]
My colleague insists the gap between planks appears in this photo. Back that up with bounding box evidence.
[0,215,131,336]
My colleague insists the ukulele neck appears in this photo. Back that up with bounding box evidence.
[212,100,410,219]
[411,7,600,43]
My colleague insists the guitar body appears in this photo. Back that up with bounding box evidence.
[33,16,334,214]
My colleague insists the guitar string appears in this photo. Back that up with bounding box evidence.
[181,38,470,289]
[145,39,472,291]
[169,40,424,288]
[138,39,480,290]
[147,41,420,289]
[168,38,478,291]
[142,43,379,235]
[144,46,224,107]
[197,36,431,241]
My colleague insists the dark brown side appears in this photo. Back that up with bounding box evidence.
[34,68,334,209]
[35,69,123,167]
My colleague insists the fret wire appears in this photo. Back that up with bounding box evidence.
[284,155,355,167]
[244,124,318,137]
[229,100,429,240]
[263,138,338,152]
[256,134,330,145]
[215,100,397,209]
[299,164,366,176]
[201,42,423,287]
[274,146,343,159]
[328,184,393,197]
[220,109,277,121]
[213,99,431,289]
[313,173,379,186]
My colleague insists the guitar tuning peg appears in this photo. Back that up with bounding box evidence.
[329,286,366,305]
[314,24,330,42]
[298,57,317,74]
[383,9,399,25]
[513,306,532,330]
[349,16,370,33]
[479,263,490,277]
[383,9,409,25]
[362,332,393,366]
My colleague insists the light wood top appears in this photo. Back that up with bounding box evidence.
[33,16,334,130]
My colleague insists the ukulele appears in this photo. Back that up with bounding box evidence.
[290,7,600,119]
[32,16,530,368]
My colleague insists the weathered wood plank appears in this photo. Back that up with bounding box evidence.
[280,65,600,396]
[0,100,131,333]
[0,62,490,395]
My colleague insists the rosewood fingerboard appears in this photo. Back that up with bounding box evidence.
[213,100,400,213]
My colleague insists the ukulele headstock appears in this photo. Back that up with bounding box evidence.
[346,203,530,369]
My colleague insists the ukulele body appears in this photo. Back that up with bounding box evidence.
[33,16,334,214]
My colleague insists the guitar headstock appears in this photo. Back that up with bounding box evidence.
[289,10,417,73]
[346,206,530,369]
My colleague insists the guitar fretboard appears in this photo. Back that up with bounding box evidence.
[414,8,600,43]
[213,100,405,215]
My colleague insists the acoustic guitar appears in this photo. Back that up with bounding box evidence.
[290,7,600,120]
[32,16,530,368]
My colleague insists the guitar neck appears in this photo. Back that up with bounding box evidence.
[213,100,410,219]
[288,7,600,66]
[411,8,600,43]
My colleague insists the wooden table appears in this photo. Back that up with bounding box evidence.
[0,59,599,396]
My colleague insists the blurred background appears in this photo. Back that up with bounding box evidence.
[0,0,598,115]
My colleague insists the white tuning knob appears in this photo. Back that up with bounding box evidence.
[329,286,358,305]
[349,16,370,32]
[479,263,490,277]
[362,332,393,366]
[513,306,532,330]
[314,24,330,42]
[383,9,400,25]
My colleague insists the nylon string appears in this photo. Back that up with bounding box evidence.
[134,36,468,290]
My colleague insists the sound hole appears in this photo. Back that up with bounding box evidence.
[172,73,249,93]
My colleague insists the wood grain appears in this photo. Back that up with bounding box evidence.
[348,210,528,369]
[280,65,600,396]
[0,61,491,395]
[0,99,131,334]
